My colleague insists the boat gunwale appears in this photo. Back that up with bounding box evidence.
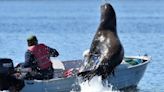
[26,56,151,82]
[125,56,151,68]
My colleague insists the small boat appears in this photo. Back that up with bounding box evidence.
[20,55,151,92]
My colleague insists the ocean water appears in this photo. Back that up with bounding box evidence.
[0,0,164,92]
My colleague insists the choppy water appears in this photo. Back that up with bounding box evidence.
[77,76,119,92]
[0,0,164,92]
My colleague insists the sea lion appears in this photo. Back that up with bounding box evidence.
[78,3,124,80]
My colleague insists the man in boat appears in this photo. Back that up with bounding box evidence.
[22,35,59,80]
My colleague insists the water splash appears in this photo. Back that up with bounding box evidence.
[77,76,119,92]
[0,91,9,92]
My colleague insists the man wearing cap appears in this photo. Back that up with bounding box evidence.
[23,35,59,80]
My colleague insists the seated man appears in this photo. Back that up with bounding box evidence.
[23,35,59,80]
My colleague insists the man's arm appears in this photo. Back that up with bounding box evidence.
[49,47,59,57]
[23,51,36,68]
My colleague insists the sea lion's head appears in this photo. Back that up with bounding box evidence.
[99,3,116,31]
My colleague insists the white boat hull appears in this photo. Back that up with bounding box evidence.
[21,77,77,92]
[108,59,149,89]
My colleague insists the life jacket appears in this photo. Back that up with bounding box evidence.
[28,44,52,70]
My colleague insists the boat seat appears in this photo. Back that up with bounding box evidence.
[50,57,65,70]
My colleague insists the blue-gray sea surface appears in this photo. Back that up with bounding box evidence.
[0,0,163,92]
